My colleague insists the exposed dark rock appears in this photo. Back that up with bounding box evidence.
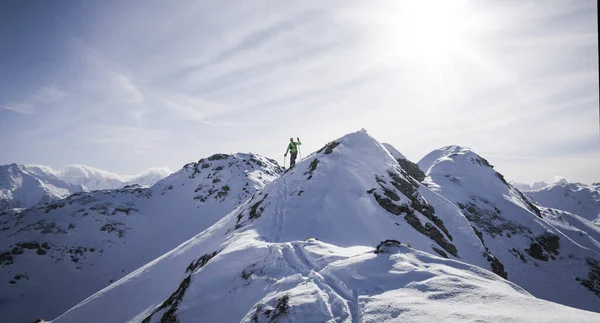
[252,304,263,323]
[525,243,548,261]
[514,189,542,218]
[375,239,402,254]
[386,171,452,240]
[215,186,230,199]
[100,222,128,238]
[270,294,290,321]
[112,207,138,215]
[536,232,560,255]
[510,248,527,263]
[16,242,41,250]
[317,141,340,155]
[397,159,426,182]
[235,213,244,229]
[248,194,268,220]
[141,275,191,323]
[186,251,218,274]
[387,171,417,200]
[208,153,230,161]
[372,192,413,216]
[404,214,457,257]
[0,252,13,265]
[432,247,448,258]
[250,157,265,167]
[44,202,65,213]
[458,199,532,238]
[304,159,319,180]
[382,187,400,201]
[486,253,508,279]
[576,258,600,297]
[445,174,461,185]
[241,268,254,280]
[472,226,484,244]
[495,172,509,186]
[144,250,219,322]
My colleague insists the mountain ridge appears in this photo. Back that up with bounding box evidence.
[48,130,600,323]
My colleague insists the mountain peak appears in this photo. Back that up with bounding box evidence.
[417,145,472,174]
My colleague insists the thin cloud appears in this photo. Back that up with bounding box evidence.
[1,85,67,115]
[0,103,36,115]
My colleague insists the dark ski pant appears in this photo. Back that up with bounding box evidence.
[290,151,298,167]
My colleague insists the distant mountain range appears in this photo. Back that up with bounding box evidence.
[0,164,172,211]
[29,164,173,190]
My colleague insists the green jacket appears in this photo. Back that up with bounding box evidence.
[285,140,301,154]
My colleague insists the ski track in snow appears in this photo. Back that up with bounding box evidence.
[282,241,356,322]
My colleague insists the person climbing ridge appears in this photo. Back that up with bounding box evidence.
[284,137,302,168]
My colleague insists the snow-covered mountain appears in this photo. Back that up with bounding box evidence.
[525,180,600,225]
[0,164,86,211]
[49,131,600,322]
[125,167,173,187]
[511,181,550,192]
[382,142,426,182]
[419,145,600,311]
[32,164,173,190]
[0,153,281,323]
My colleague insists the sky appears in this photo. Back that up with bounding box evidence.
[0,0,598,184]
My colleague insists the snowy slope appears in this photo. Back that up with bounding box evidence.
[50,130,600,323]
[525,180,600,225]
[417,145,463,175]
[382,143,406,160]
[0,153,281,323]
[0,164,85,211]
[382,142,426,182]
[420,145,600,311]
[539,207,600,254]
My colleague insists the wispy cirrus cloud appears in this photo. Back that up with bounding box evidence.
[1,85,67,115]
[0,103,36,115]
[0,0,597,182]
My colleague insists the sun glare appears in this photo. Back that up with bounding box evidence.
[387,0,470,63]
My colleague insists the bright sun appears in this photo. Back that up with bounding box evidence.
[384,0,470,63]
